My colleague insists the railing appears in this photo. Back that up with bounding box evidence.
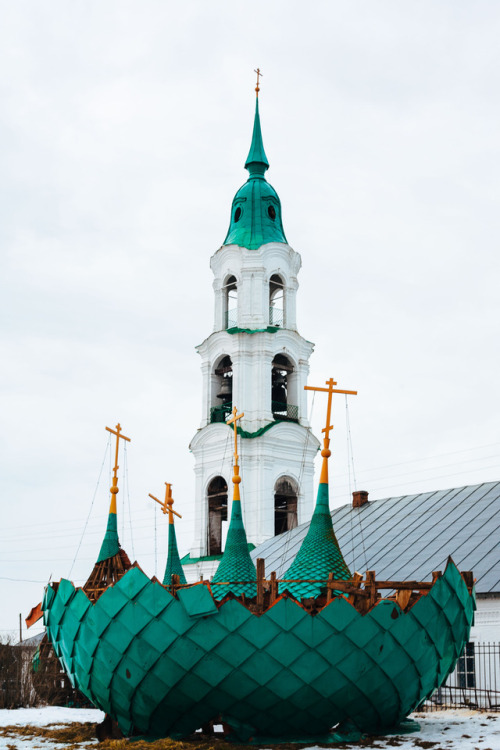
[269,306,283,327]
[225,308,237,329]
[210,405,232,424]
[272,401,299,423]
[423,642,500,711]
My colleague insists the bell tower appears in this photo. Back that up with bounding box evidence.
[183,84,320,580]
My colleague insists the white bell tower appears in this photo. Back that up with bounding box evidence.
[184,92,320,580]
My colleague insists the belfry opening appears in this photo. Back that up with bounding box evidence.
[207,476,228,555]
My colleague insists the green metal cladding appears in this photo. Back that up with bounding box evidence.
[96,509,120,563]
[162,524,186,586]
[211,497,257,601]
[43,560,474,741]
[223,98,287,251]
[281,482,352,599]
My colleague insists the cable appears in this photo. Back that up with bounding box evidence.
[124,443,135,559]
[68,437,110,578]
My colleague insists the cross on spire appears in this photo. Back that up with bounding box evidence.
[105,423,131,510]
[149,483,182,525]
[304,379,357,483]
[254,67,263,96]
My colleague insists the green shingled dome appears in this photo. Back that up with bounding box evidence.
[223,98,287,250]
[96,511,120,563]
[163,523,187,586]
[211,499,256,600]
[280,482,351,599]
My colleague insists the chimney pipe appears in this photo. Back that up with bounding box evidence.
[352,490,369,509]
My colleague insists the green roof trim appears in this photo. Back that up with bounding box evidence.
[97,510,120,563]
[211,499,256,600]
[163,523,187,586]
[181,543,255,566]
[280,482,351,599]
[238,422,277,439]
[223,98,287,251]
[227,326,279,335]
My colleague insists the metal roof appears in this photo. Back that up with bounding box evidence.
[252,481,500,594]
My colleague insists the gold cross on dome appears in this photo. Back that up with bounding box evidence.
[105,423,131,506]
[304,378,357,442]
[149,483,182,525]
[254,67,263,96]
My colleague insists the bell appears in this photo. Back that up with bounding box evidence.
[217,378,232,403]
[272,371,287,406]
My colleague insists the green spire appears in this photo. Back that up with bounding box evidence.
[211,496,257,601]
[97,504,120,563]
[280,481,351,600]
[223,96,287,250]
[163,523,187,585]
[244,98,269,178]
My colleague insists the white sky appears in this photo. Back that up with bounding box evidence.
[1,0,499,639]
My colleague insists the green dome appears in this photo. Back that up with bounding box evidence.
[223,98,287,251]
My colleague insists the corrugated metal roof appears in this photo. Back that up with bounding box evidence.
[252,481,500,593]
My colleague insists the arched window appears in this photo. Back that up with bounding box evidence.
[207,476,228,555]
[271,354,298,422]
[269,274,284,327]
[223,275,237,329]
[210,355,233,423]
[274,477,298,535]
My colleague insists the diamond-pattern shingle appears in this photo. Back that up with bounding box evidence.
[44,560,474,740]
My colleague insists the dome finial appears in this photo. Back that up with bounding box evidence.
[254,67,263,97]
[245,71,269,177]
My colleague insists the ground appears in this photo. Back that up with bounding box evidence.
[0,709,498,750]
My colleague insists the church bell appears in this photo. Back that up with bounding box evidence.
[217,377,232,403]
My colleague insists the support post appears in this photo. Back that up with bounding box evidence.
[270,571,277,604]
[326,572,334,604]
[347,572,363,606]
[256,558,265,611]
[171,573,180,596]
[365,570,377,610]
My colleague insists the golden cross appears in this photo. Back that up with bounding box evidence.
[105,423,131,501]
[227,406,244,466]
[254,67,263,96]
[149,483,182,525]
[304,378,357,442]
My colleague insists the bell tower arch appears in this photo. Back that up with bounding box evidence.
[184,92,320,580]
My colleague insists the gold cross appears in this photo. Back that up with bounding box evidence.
[105,423,131,502]
[254,67,263,96]
[227,406,244,466]
[149,483,182,525]
[304,378,357,442]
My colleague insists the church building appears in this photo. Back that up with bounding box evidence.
[182,89,320,581]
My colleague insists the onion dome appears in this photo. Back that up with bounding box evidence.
[280,479,351,599]
[223,97,287,250]
[211,490,256,600]
[163,514,187,586]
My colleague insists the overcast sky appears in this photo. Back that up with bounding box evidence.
[1,1,499,639]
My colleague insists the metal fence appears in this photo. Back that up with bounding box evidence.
[423,642,500,711]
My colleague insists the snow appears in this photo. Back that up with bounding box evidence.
[0,706,104,727]
[0,708,498,749]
